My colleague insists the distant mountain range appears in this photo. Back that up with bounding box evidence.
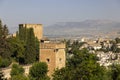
[44,20,120,38]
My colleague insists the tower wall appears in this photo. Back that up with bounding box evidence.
[40,42,66,76]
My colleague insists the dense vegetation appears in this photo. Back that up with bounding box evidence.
[10,62,49,80]
[29,62,49,80]
[0,19,39,67]
[53,41,106,80]
[0,20,12,68]
[14,26,39,64]
[10,64,28,80]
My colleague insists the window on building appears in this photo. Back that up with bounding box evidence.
[59,58,62,62]
[46,58,50,63]
[54,49,59,52]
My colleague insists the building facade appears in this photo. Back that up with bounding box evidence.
[40,42,66,76]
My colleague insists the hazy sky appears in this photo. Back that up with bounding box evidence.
[0,0,120,33]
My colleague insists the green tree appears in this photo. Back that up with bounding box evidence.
[0,20,11,68]
[115,37,120,43]
[0,20,11,59]
[53,49,106,80]
[29,62,49,80]
[9,37,25,64]
[110,64,120,80]
[52,68,73,80]
[24,28,36,64]
[35,37,39,61]
[10,64,24,77]
[0,56,11,68]
[17,26,39,64]
[19,26,27,42]
[11,74,29,80]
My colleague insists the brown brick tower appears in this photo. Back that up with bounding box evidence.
[39,42,66,76]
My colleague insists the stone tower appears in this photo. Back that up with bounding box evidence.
[19,24,43,40]
[40,41,66,76]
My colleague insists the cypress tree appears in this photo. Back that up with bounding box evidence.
[19,26,23,40]
[19,26,27,42]
[0,20,2,37]
[24,28,36,64]
[17,26,39,64]
[0,20,11,59]
[35,37,40,61]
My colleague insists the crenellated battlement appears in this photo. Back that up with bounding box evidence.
[40,42,65,49]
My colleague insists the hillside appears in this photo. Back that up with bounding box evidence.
[44,20,120,38]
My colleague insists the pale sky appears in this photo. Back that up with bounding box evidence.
[0,0,120,33]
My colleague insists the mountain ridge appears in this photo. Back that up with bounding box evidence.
[44,20,120,38]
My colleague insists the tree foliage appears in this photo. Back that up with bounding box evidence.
[29,62,49,80]
[24,28,36,64]
[19,26,27,42]
[0,20,11,59]
[10,64,24,77]
[9,26,39,64]
[115,37,120,43]
[0,20,12,68]
[0,56,11,68]
[53,48,106,80]
[11,74,29,80]
[17,26,39,64]
[109,64,120,80]
[9,37,25,64]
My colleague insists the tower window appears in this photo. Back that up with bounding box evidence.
[54,49,59,52]
[59,58,62,62]
[46,58,50,63]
